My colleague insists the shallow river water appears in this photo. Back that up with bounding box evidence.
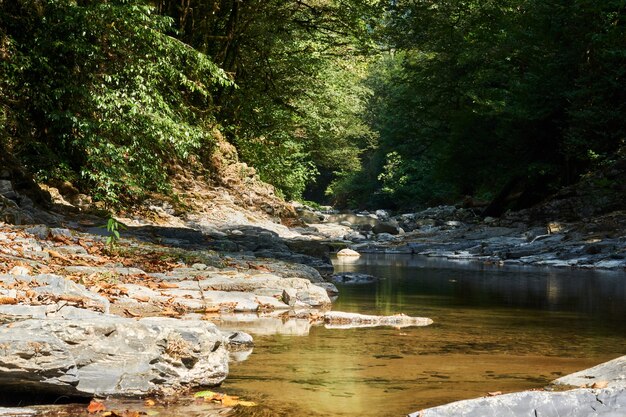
[222,255,626,417]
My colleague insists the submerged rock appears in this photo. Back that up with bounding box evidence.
[330,272,378,284]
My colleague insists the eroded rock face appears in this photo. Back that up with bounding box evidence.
[0,315,235,397]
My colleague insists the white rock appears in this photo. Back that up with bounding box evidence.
[336,248,361,257]
[8,266,31,276]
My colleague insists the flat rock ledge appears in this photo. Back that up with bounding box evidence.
[410,354,626,417]
[554,354,626,389]
[323,312,433,329]
[0,312,251,398]
[0,271,331,320]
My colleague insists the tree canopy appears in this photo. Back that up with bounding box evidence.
[1,0,624,210]
[333,0,626,210]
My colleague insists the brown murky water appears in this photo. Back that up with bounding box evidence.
[32,255,626,417]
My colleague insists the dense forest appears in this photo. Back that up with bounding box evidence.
[1,0,624,211]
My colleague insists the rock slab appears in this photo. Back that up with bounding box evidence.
[410,354,626,417]
[554,355,626,389]
[323,312,433,329]
[409,387,626,417]
[0,315,237,397]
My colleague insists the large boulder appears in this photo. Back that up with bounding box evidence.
[298,209,325,224]
[0,195,29,225]
[372,221,400,235]
[284,238,331,262]
[0,315,234,397]
[336,248,360,257]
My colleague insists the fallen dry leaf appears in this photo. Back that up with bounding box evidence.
[87,399,106,413]
[220,395,239,407]
[144,399,156,407]
[248,263,271,272]
[124,309,140,318]
[158,282,179,289]
[487,391,502,396]
[58,294,87,304]
[161,308,181,317]
[0,297,18,305]
[48,249,70,261]
[194,390,256,408]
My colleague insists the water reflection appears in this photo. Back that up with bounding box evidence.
[212,313,314,336]
[334,254,626,319]
[223,255,626,417]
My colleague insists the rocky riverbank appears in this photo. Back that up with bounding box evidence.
[0,211,433,412]
[296,204,626,270]
[0,160,624,415]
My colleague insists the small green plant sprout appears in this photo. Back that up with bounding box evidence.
[105,217,125,252]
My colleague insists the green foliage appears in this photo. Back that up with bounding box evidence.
[4,0,623,211]
[105,217,125,252]
[157,0,383,200]
[234,132,318,200]
[330,0,626,210]
[1,0,231,204]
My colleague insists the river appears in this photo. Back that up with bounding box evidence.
[222,254,626,417]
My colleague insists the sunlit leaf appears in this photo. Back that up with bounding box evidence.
[87,399,106,413]
[193,390,217,399]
